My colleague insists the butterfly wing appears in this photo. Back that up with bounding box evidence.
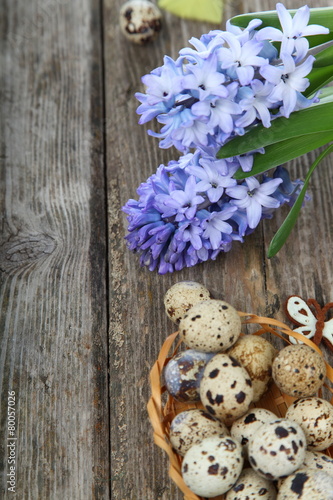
[286,296,317,344]
[323,318,333,349]
[289,325,317,344]
[158,0,223,24]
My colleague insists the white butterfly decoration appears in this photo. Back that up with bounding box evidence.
[285,295,333,351]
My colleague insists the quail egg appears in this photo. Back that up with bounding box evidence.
[277,469,333,499]
[182,435,243,497]
[248,418,306,481]
[225,468,277,499]
[285,397,333,451]
[179,299,241,353]
[228,335,277,402]
[302,450,333,476]
[272,344,326,397]
[200,353,253,425]
[169,408,229,456]
[164,281,211,324]
[164,349,213,402]
[119,0,162,44]
[231,408,277,458]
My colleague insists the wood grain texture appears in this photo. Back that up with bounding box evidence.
[0,0,109,498]
[1,0,333,499]
[106,0,333,499]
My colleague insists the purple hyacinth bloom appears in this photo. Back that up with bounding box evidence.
[136,95,169,125]
[193,96,242,134]
[260,53,315,117]
[178,33,223,61]
[216,33,267,85]
[201,205,237,249]
[124,4,327,272]
[226,176,283,228]
[271,165,310,206]
[225,18,263,42]
[160,175,205,221]
[176,219,203,250]
[140,55,183,106]
[187,160,236,203]
[122,153,304,273]
[148,107,209,152]
[180,54,228,100]
[256,3,329,60]
[135,4,327,154]
[236,150,264,173]
[235,80,276,128]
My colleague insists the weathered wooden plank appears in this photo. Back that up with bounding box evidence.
[0,1,109,498]
[106,0,333,498]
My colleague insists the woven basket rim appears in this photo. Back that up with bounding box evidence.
[147,312,333,500]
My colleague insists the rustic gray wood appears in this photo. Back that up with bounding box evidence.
[0,0,109,498]
[1,0,333,499]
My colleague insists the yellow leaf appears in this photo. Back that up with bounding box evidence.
[158,0,223,24]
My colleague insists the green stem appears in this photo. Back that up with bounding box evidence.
[267,143,333,258]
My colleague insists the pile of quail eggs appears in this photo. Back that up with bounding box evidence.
[162,281,333,499]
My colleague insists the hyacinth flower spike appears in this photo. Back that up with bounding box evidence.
[123,3,333,273]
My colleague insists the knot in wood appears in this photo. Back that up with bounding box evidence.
[0,233,56,272]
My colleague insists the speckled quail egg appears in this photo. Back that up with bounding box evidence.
[302,450,333,476]
[231,408,277,458]
[277,469,333,499]
[200,353,253,425]
[179,300,241,353]
[164,281,211,324]
[285,397,333,451]
[169,409,229,456]
[119,0,162,45]
[277,449,333,491]
[272,344,326,397]
[248,418,306,481]
[228,335,277,402]
[225,468,277,499]
[181,435,244,497]
[164,349,214,402]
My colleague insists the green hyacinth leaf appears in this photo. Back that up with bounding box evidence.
[218,100,333,161]
[304,44,333,96]
[305,65,333,97]
[267,143,333,257]
[234,131,333,179]
[312,43,333,67]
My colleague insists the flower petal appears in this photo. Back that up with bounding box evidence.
[247,200,262,228]
[276,3,293,35]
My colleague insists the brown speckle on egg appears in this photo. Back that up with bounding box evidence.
[225,468,277,499]
[277,469,333,498]
[286,397,333,451]
[248,418,306,480]
[164,349,213,402]
[272,345,326,398]
[169,408,229,456]
[119,0,162,44]
[227,335,277,402]
[164,281,211,324]
[179,300,241,353]
[302,450,333,476]
[182,436,243,497]
[200,353,253,425]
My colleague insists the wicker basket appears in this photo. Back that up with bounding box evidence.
[147,313,333,500]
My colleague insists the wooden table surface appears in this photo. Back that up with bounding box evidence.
[1,0,333,498]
